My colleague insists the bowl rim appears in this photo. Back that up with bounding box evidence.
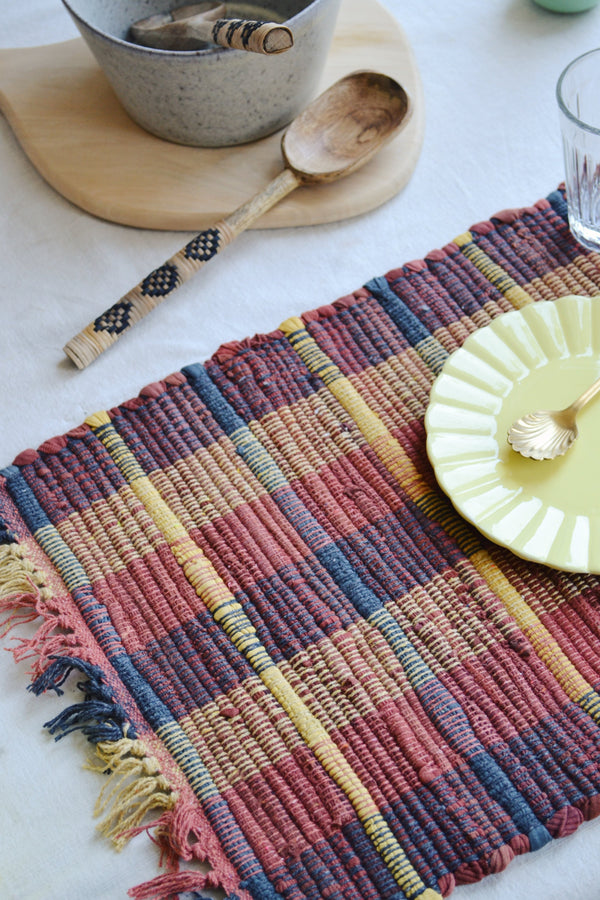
[60,0,328,57]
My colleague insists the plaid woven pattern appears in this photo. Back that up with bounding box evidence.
[3,186,600,900]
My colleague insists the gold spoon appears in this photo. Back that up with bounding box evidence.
[130,2,294,54]
[507,374,600,460]
[64,70,411,369]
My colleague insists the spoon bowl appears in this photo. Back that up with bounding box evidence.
[64,71,411,369]
[282,71,409,181]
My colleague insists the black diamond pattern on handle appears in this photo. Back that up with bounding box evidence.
[141,262,180,297]
[184,228,221,262]
[239,21,263,47]
[94,300,133,335]
[214,18,263,48]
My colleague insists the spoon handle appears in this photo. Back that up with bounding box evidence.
[570,373,600,414]
[131,13,293,54]
[63,168,300,369]
[208,19,293,54]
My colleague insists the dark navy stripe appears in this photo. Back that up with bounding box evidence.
[547,188,568,222]
[366,275,432,347]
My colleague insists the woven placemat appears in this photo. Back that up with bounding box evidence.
[3,186,600,900]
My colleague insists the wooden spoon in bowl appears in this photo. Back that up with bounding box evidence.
[130,2,294,54]
[64,71,411,369]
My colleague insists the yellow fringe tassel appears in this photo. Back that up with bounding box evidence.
[0,542,53,635]
[0,542,51,599]
[88,737,177,849]
[1,544,178,850]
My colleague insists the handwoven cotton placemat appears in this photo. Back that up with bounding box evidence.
[3,186,600,900]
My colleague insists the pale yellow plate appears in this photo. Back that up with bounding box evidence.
[425,294,600,573]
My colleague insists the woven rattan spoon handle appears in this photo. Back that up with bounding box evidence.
[63,72,410,369]
[63,168,300,369]
[208,19,293,53]
[130,8,294,54]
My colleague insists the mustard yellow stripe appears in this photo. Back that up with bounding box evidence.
[279,326,600,725]
[260,666,430,895]
[282,322,436,503]
[281,318,344,387]
[473,551,595,705]
[88,413,437,899]
[453,231,534,309]
[280,319,430,504]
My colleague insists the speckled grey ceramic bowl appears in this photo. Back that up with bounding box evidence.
[61,0,342,146]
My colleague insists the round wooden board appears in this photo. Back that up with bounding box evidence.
[0,0,424,231]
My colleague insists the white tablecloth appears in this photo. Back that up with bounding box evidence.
[2,2,600,898]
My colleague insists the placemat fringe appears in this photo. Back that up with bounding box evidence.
[0,523,243,899]
[88,736,176,848]
[0,542,50,637]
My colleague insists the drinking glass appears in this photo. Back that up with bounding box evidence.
[557,48,600,252]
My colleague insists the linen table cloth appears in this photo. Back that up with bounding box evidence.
[3,187,600,900]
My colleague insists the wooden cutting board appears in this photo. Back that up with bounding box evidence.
[0,0,424,231]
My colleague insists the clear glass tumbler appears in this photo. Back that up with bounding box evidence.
[557,48,600,253]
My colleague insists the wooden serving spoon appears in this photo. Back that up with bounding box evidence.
[130,2,294,54]
[64,71,411,369]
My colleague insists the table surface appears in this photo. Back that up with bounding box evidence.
[2,2,600,899]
